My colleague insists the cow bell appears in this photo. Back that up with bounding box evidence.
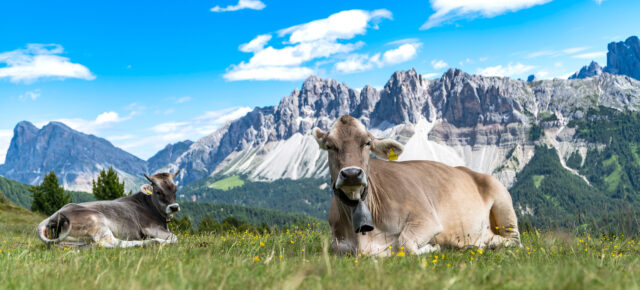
[352,200,374,235]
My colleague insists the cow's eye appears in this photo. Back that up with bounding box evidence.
[326,144,336,151]
[365,141,371,147]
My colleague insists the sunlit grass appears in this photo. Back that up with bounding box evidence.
[3,219,640,289]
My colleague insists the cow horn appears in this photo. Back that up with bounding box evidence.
[144,174,156,184]
[172,170,181,180]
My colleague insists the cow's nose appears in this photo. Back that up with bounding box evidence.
[340,167,363,180]
[169,204,180,212]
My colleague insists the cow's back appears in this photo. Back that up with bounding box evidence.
[368,159,496,247]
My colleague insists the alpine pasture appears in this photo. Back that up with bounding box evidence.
[2,201,640,289]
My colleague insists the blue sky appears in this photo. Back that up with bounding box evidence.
[0,0,638,162]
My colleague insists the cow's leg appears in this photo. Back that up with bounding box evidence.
[144,227,178,244]
[93,228,155,248]
[488,183,521,247]
[398,215,443,255]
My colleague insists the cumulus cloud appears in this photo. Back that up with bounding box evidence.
[225,9,392,81]
[211,0,265,12]
[431,59,448,70]
[421,0,552,30]
[18,89,41,100]
[239,34,272,53]
[0,44,95,83]
[476,62,536,77]
[334,43,420,74]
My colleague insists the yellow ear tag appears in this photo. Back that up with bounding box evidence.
[145,189,153,195]
[388,148,398,161]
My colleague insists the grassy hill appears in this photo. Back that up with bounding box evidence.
[0,191,42,237]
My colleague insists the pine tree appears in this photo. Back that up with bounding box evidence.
[30,171,72,215]
[92,167,126,200]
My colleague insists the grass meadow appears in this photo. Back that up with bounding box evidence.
[3,204,640,290]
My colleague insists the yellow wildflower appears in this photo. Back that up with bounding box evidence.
[253,256,261,262]
[259,241,265,247]
[397,251,405,257]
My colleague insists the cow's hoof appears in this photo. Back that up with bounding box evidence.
[415,244,440,255]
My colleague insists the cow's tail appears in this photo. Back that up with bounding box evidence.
[37,213,71,244]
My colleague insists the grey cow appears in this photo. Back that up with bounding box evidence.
[37,171,181,248]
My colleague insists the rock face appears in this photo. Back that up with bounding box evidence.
[569,61,603,79]
[0,121,148,192]
[165,68,640,187]
[147,140,193,174]
[605,36,640,80]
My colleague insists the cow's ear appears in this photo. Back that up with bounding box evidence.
[370,138,404,161]
[141,184,153,195]
[313,128,328,150]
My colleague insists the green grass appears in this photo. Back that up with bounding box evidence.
[209,175,245,191]
[602,155,622,192]
[4,204,640,289]
[630,143,640,167]
[532,175,545,188]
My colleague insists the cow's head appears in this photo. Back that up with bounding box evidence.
[313,115,404,201]
[144,171,181,219]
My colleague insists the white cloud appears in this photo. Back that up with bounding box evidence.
[225,9,392,81]
[421,0,552,30]
[49,111,133,135]
[572,51,606,59]
[334,43,420,74]
[211,0,265,12]
[239,34,272,53]
[18,89,41,100]
[431,59,448,70]
[476,62,536,77]
[121,107,252,157]
[526,50,557,58]
[423,73,440,79]
[0,129,12,164]
[0,44,95,83]
[382,44,418,64]
[563,46,589,54]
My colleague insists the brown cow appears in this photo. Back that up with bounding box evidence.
[313,115,521,256]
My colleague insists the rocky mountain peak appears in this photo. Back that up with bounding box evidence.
[569,61,603,79]
[604,36,640,80]
[0,121,147,192]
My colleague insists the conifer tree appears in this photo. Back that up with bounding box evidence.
[30,171,71,215]
[92,167,126,200]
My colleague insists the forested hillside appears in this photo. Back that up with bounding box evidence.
[511,145,639,234]
[180,176,331,219]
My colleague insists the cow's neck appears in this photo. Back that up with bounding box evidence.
[133,193,169,225]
